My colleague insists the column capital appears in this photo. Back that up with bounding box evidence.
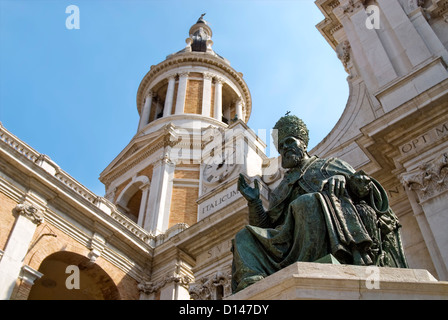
[178,71,189,78]
[138,272,192,295]
[402,153,448,202]
[139,182,151,191]
[14,203,43,225]
[20,265,43,286]
[203,72,214,80]
[334,0,366,17]
[233,97,244,104]
[214,76,224,85]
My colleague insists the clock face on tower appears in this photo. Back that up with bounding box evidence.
[202,148,239,186]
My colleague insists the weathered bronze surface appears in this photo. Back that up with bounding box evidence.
[231,114,408,293]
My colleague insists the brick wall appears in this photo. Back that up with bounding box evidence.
[0,192,17,251]
[174,169,200,180]
[184,79,203,115]
[169,186,199,228]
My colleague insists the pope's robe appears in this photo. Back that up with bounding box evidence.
[231,156,407,293]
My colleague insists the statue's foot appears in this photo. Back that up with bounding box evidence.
[235,275,265,293]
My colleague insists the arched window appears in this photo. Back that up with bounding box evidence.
[115,176,150,226]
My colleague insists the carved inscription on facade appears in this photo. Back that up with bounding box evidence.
[196,239,233,267]
[198,182,241,220]
[399,121,448,155]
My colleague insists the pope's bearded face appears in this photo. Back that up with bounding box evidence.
[279,136,307,169]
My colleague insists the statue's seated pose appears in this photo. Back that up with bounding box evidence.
[231,114,408,293]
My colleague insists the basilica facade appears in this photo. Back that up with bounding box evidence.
[0,0,447,300]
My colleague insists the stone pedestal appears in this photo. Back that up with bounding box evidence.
[227,262,448,300]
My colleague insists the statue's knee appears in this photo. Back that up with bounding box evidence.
[234,228,251,244]
[289,193,324,224]
[290,193,320,210]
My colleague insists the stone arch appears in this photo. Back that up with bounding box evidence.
[28,251,120,300]
[115,176,150,224]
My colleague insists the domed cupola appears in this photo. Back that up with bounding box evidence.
[189,14,212,53]
[136,15,252,133]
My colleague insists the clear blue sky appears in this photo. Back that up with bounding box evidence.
[0,0,349,196]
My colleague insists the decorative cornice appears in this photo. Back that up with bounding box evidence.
[402,153,448,202]
[1,124,155,254]
[100,126,176,184]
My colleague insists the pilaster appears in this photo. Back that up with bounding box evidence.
[0,202,44,299]
[401,153,448,280]
[144,157,176,234]
[334,0,398,92]
[376,0,431,68]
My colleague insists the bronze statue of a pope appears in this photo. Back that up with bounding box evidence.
[231,114,408,293]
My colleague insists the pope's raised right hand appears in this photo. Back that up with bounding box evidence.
[237,174,260,203]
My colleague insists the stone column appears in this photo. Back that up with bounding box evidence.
[235,98,244,121]
[0,203,43,300]
[175,72,189,115]
[213,77,223,121]
[137,182,150,227]
[144,157,175,234]
[202,73,213,117]
[138,91,153,131]
[401,153,448,280]
[164,75,176,117]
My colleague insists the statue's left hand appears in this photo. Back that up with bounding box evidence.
[324,175,346,198]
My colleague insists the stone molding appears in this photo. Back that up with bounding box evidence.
[402,153,448,202]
